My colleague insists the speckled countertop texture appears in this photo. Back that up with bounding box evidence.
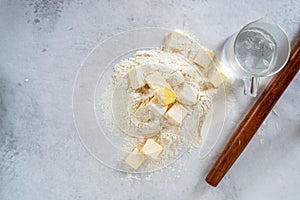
[0,0,299,199]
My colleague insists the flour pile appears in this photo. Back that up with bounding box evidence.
[100,30,226,171]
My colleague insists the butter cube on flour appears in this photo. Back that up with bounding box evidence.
[165,30,192,57]
[145,72,177,105]
[165,102,188,125]
[154,87,177,105]
[147,97,168,117]
[166,71,185,87]
[145,71,169,89]
[205,67,226,88]
[187,42,201,60]
[174,83,198,105]
[141,64,160,76]
[128,66,146,89]
[193,48,215,69]
[141,139,163,160]
[144,64,175,75]
[125,148,146,169]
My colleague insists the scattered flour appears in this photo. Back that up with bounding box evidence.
[272,109,280,117]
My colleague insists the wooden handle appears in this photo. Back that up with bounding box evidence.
[205,40,300,187]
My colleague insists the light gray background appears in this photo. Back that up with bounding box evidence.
[1,0,299,199]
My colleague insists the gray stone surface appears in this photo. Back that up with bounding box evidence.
[0,0,299,199]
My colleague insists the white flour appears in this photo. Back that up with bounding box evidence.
[100,31,222,171]
[101,53,214,170]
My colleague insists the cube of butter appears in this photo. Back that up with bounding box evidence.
[165,102,188,125]
[145,71,169,90]
[166,71,185,87]
[187,42,201,60]
[205,67,227,88]
[141,64,159,75]
[125,148,146,169]
[128,66,146,89]
[147,97,168,118]
[141,139,163,160]
[165,30,192,57]
[193,47,215,69]
[154,87,177,105]
[174,83,198,105]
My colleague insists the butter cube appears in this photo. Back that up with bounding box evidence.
[165,30,192,57]
[174,83,198,105]
[141,139,163,160]
[147,97,168,117]
[141,64,159,75]
[165,102,188,125]
[205,67,226,88]
[128,66,146,89]
[193,48,215,69]
[125,148,146,169]
[145,71,177,105]
[145,71,169,89]
[187,42,201,60]
[144,64,175,75]
[154,87,177,105]
[166,71,185,87]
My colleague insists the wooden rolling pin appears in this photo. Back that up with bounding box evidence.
[205,39,300,187]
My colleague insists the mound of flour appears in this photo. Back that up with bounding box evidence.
[100,30,224,171]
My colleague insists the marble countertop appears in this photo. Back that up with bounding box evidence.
[0,0,299,199]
